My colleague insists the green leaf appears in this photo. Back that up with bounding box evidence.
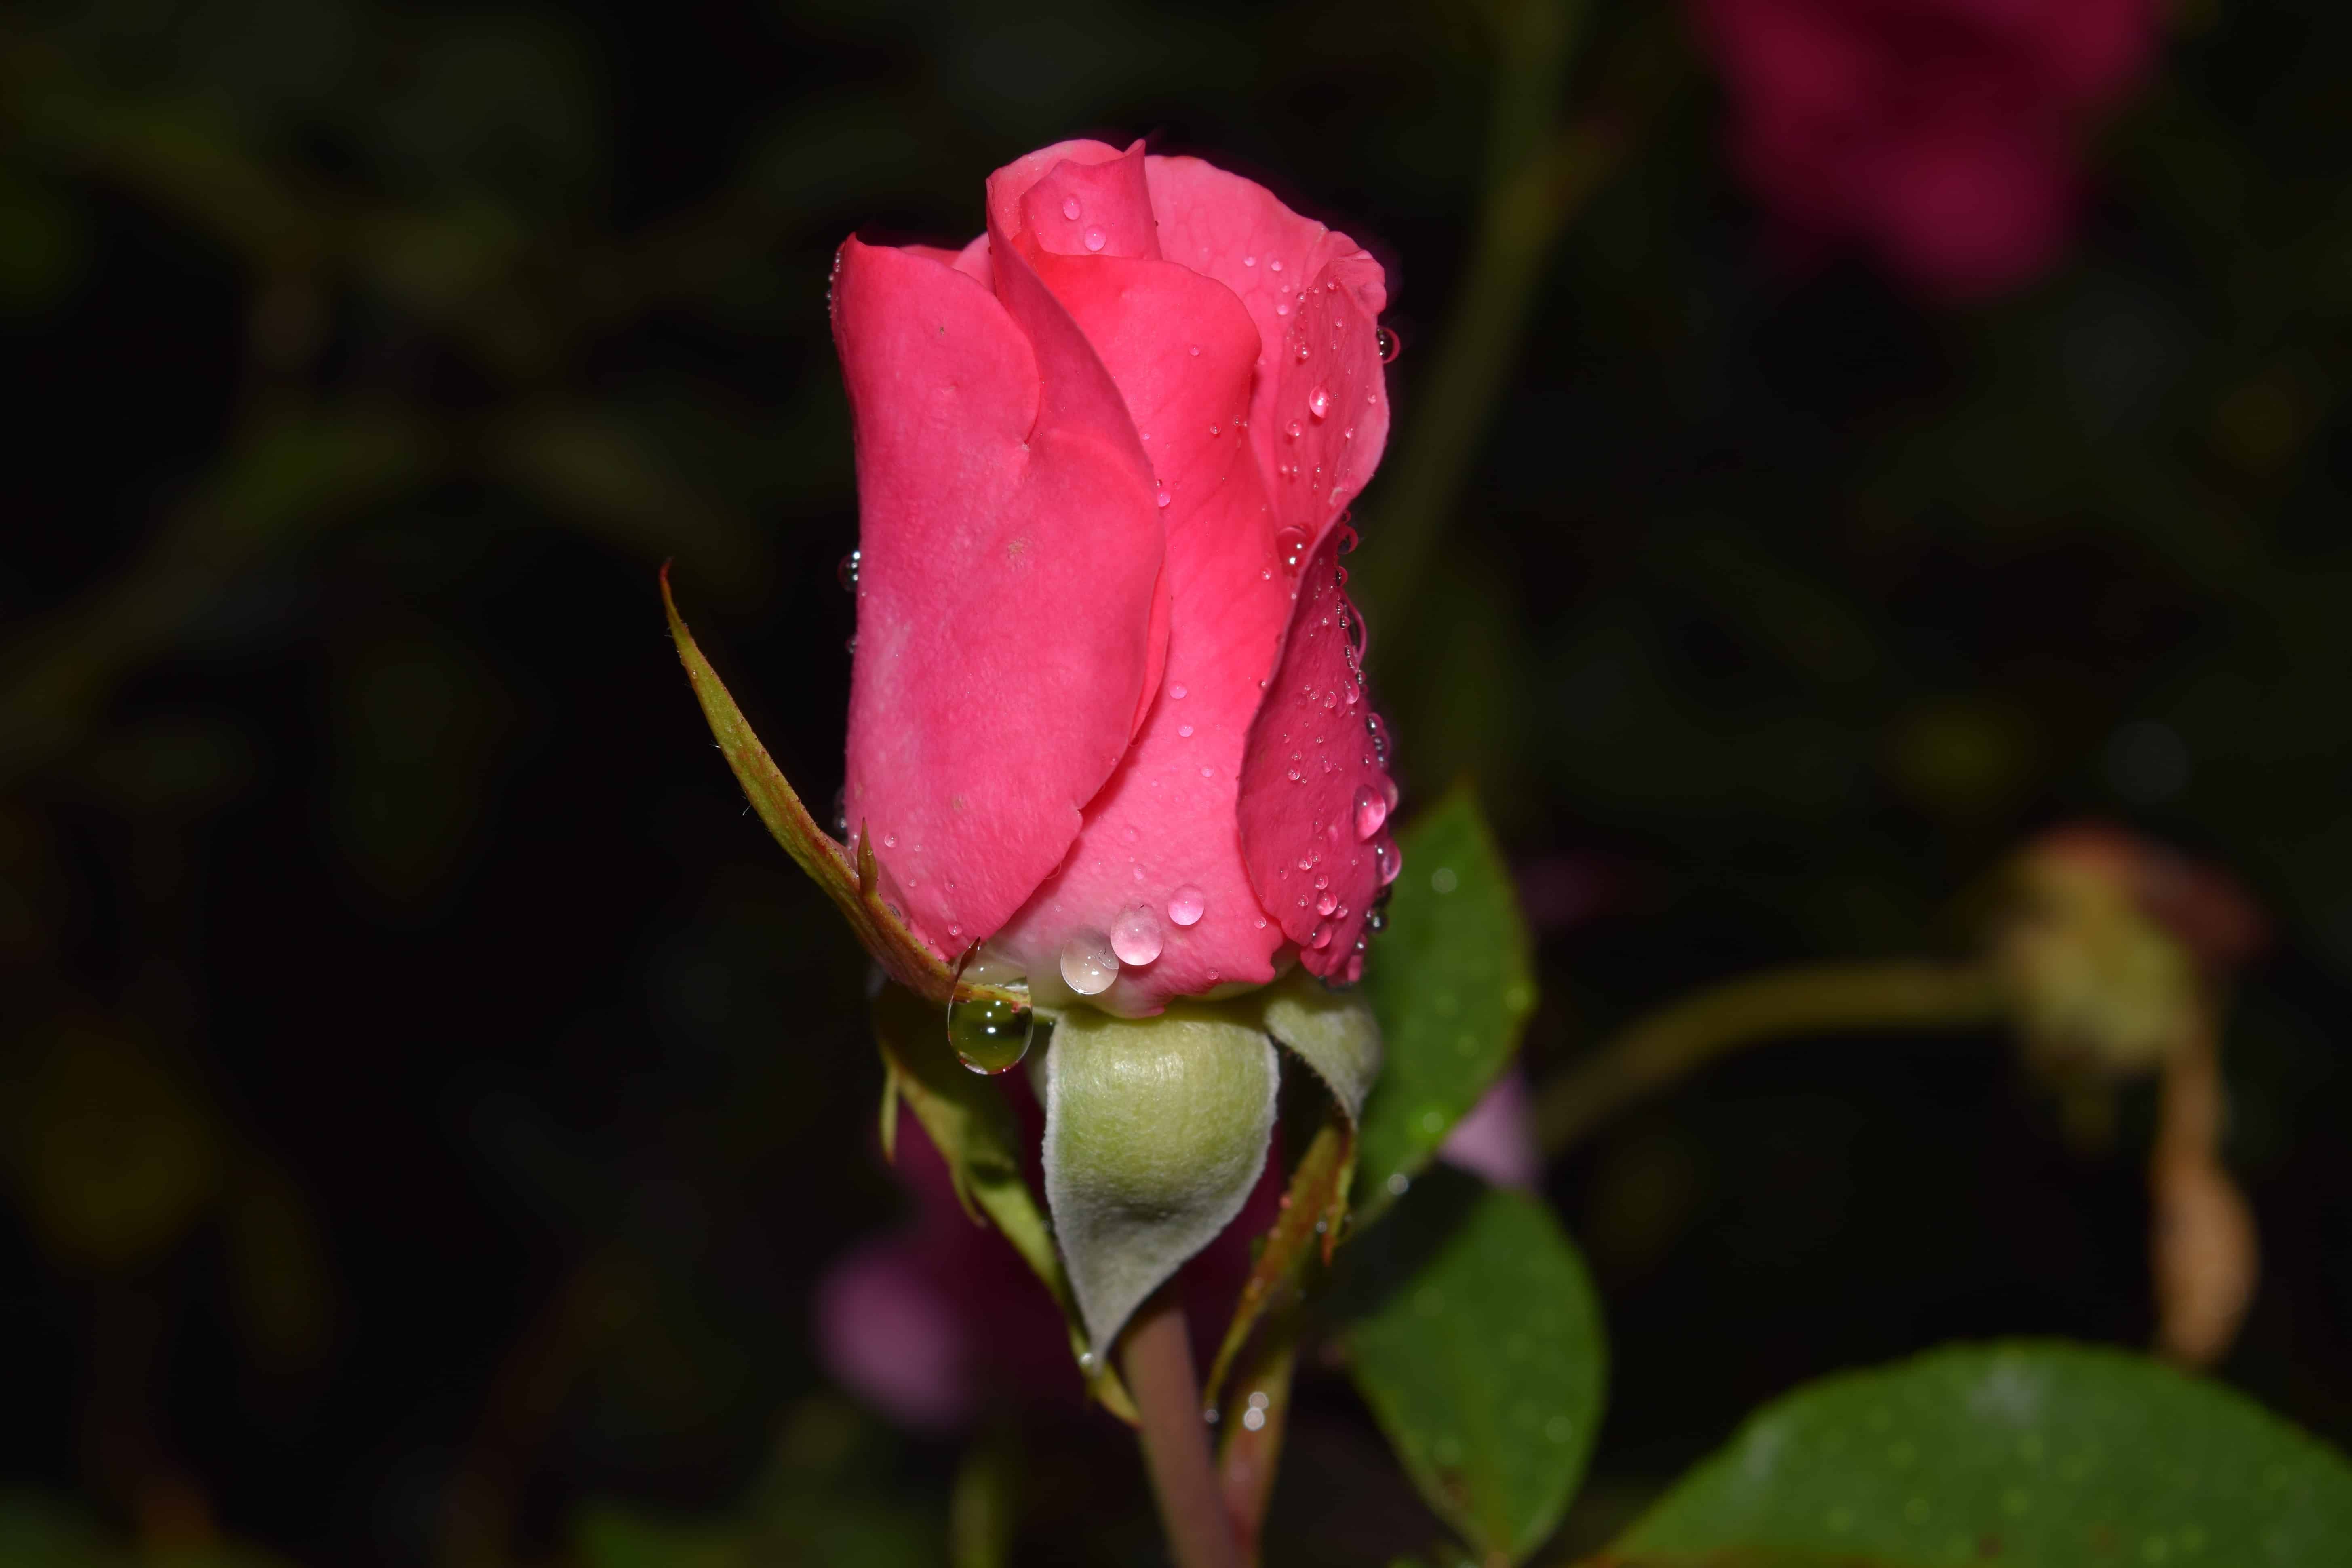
[870,986,1137,1424]
[1340,1169,1606,1564]
[1357,788,1537,1222]
[1043,1001,1279,1355]
[1614,1341,2352,1567]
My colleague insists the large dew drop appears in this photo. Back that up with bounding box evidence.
[1353,782,1389,841]
[1274,525,1311,572]
[1167,885,1207,927]
[1111,904,1163,966]
[948,993,1035,1075]
[1060,931,1119,995]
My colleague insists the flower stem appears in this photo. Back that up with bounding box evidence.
[1534,958,2006,1156]
[1120,1289,1241,1568]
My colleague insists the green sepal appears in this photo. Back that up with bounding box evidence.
[662,567,1018,1012]
[1043,1002,1280,1355]
[871,985,1137,1424]
[1253,966,1383,1125]
[1201,1115,1352,1414]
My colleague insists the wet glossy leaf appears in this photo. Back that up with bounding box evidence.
[1357,788,1536,1222]
[1612,1341,2352,1566]
[1339,1169,1606,1564]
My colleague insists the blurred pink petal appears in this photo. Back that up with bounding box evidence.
[1694,0,2160,297]
[813,1233,978,1434]
[1439,1071,1543,1192]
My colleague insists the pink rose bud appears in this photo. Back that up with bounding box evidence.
[830,140,1399,1016]
[1692,0,2158,297]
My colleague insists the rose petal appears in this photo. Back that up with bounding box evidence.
[1013,140,1159,259]
[1264,248,1390,554]
[1142,155,1390,507]
[1237,525,1393,980]
[986,137,1138,250]
[835,238,1164,956]
[989,254,1291,1013]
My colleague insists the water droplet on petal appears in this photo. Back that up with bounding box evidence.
[1316,889,1338,917]
[1111,905,1164,966]
[1308,386,1332,420]
[1276,301,1290,316]
[1243,255,1257,268]
[1060,932,1119,995]
[1177,723,1193,737]
[1275,525,1311,571]
[1269,257,1283,272]
[1188,343,1201,356]
[1294,343,1311,362]
[1170,683,1188,700]
[1376,835,1403,886]
[949,992,1035,1074]
[1083,227,1106,252]
[837,548,860,591]
[1168,885,1206,926]
[1157,490,1172,508]
[1354,784,1389,840]
[1286,420,1302,440]
[1062,196,1083,220]
[1376,327,1401,363]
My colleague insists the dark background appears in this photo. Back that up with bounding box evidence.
[4,0,2350,1562]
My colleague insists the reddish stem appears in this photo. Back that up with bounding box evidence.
[1120,1291,1242,1568]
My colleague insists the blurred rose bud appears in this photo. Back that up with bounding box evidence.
[1691,0,2159,297]
[831,138,1399,1016]
[1985,823,2261,1083]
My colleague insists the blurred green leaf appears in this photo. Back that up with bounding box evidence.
[1358,788,1537,1222]
[1614,1342,2352,1566]
[328,617,514,907]
[1338,1169,1606,1565]
[0,1019,223,1271]
[0,159,86,310]
[575,1501,935,1568]
[577,1396,942,1568]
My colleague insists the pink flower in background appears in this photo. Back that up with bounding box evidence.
[832,139,1398,1018]
[814,1104,1283,1431]
[1439,1071,1544,1192]
[1693,0,2159,297]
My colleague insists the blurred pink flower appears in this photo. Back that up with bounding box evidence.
[1693,0,2159,297]
[1438,1071,1543,1192]
[814,1085,1283,1431]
